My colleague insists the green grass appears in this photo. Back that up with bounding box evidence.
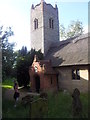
[48,91,72,118]
[48,92,88,118]
[1,85,13,89]
[1,78,17,89]
[80,93,88,118]
[2,78,16,87]
[2,88,88,118]
[2,99,30,118]
[2,88,30,118]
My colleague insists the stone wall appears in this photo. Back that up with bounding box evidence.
[55,66,89,93]
[31,3,44,53]
[43,3,59,54]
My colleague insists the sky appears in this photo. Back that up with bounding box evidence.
[0,0,89,51]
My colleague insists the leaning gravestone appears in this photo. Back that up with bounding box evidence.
[30,98,48,118]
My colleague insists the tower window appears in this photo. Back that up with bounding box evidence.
[34,19,38,29]
[72,69,80,80]
[49,18,54,29]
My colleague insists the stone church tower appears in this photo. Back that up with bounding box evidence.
[30,0,59,55]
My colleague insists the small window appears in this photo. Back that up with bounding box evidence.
[72,69,80,80]
[34,19,38,29]
[34,66,38,72]
[49,18,54,29]
[51,76,52,84]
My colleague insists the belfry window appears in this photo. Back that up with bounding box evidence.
[49,18,54,29]
[34,19,38,30]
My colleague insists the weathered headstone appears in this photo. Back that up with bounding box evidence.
[72,88,82,117]
[22,95,34,108]
[30,98,48,118]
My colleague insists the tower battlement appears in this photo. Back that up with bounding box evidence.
[31,1,58,10]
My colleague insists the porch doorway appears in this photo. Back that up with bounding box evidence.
[34,74,40,93]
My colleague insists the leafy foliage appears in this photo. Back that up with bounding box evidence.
[60,24,66,40]
[0,26,16,80]
[0,25,43,86]
[16,47,43,87]
[60,20,84,40]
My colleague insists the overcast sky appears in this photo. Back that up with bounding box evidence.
[0,0,89,50]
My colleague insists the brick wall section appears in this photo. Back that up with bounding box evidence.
[30,1,59,55]
[43,75,57,91]
[55,66,89,93]
[29,60,58,92]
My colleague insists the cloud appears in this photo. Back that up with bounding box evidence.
[0,2,31,51]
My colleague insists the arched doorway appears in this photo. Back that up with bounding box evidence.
[34,74,40,93]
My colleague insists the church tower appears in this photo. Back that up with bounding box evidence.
[30,0,59,55]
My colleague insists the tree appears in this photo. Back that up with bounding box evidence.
[18,46,28,57]
[0,26,15,79]
[16,47,43,87]
[60,24,67,40]
[60,20,84,40]
[16,46,29,87]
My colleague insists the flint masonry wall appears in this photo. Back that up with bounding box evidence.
[43,3,59,54]
[31,3,44,53]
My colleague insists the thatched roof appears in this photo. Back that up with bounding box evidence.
[45,33,90,67]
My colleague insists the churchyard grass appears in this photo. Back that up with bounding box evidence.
[2,88,88,118]
[2,88,30,118]
[2,97,30,118]
[80,93,88,118]
[2,77,16,88]
[48,91,73,118]
[48,91,88,118]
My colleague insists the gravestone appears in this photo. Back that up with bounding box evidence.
[22,95,34,108]
[30,98,48,118]
[40,92,48,99]
[72,88,82,117]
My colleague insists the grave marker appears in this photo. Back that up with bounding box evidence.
[30,98,48,118]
